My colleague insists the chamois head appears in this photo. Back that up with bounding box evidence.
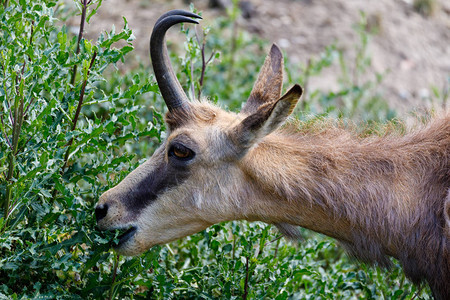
[95,10,303,255]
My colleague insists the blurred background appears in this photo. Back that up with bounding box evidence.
[68,0,450,115]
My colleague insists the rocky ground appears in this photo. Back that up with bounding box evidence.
[68,0,450,114]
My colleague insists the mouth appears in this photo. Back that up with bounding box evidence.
[114,226,137,247]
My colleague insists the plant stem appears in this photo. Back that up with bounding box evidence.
[194,26,216,100]
[232,233,236,259]
[2,20,34,223]
[273,237,281,260]
[23,97,35,117]
[190,60,195,100]
[198,48,215,100]
[411,285,424,300]
[198,39,206,100]
[256,227,267,259]
[108,254,120,300]
[70,0,88,86]
[4,154,14,218]
[4,62,26,216]
[62,51,97,172]
[242,255,250,300]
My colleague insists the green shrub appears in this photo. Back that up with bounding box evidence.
[0,0,432,298]
[0,0,159,297]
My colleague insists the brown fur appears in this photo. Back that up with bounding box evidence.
[239,113,449,298]
[96,42,450,299]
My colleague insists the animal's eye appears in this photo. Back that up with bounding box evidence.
[168,143,195,161]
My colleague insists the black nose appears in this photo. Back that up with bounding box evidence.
[95,203,108,222]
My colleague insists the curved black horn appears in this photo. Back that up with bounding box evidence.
[155,10,201,28]
[150,10,201,111]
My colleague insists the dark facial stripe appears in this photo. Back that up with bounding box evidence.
[124,158,191,215]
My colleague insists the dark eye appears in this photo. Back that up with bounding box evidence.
[168,143,195,161]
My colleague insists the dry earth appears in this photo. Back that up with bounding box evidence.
[68,0,450,115]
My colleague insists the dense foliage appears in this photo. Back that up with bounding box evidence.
[0,0,432,298]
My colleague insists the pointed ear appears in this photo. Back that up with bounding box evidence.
[241,44,284,115]
[230,84,303,152]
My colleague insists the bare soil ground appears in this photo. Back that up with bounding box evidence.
[70,0,450,114]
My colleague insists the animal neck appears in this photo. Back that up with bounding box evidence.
[239,124,442,264]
